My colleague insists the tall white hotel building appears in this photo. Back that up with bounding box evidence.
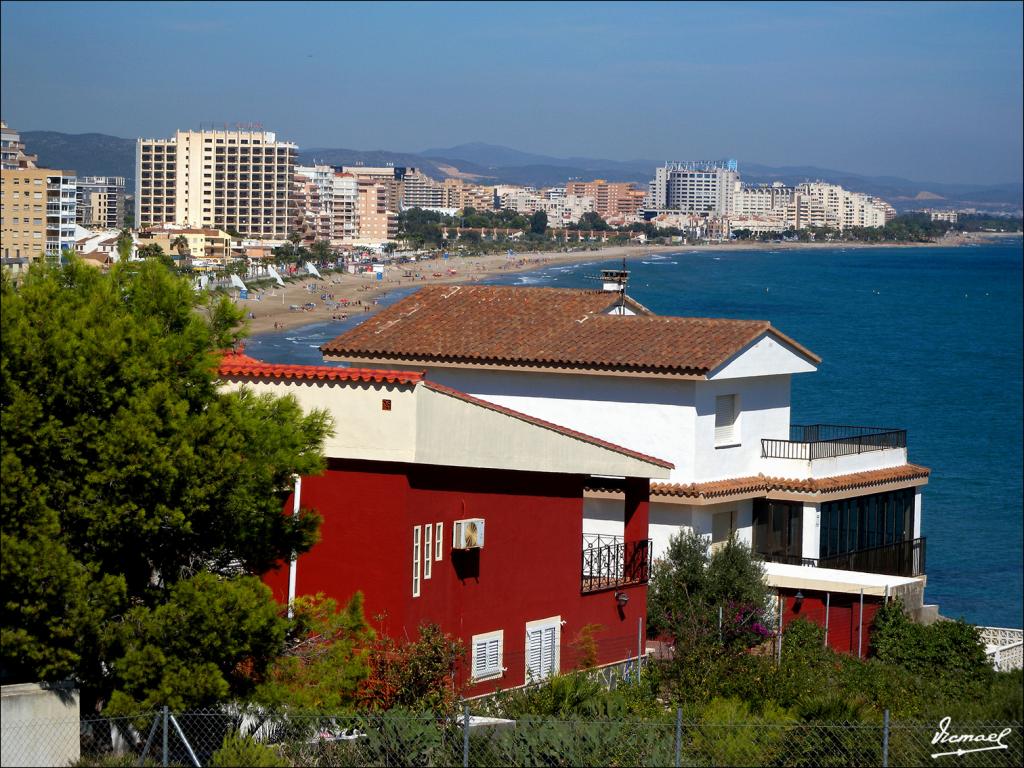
[135,128,296,239]
[645,160,739,216]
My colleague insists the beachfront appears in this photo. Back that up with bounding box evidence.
[236,233,997,335]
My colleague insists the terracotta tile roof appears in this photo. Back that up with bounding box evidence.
[651,464,930,499]
[423,380,674,469]
[217,352,423,385]
[321,285,819,375]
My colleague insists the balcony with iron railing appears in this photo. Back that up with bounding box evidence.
[759,536,926,578]
[581,534,652,594]
[761,424,908,477]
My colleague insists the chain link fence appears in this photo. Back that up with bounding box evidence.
[2,707,1021,767]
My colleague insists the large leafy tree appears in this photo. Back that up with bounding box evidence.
[1,258,331,711]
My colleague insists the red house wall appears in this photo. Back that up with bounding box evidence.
[781,588,882,658]
[264,459,649,696]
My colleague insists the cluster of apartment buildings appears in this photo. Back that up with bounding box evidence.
[3,119,905,277]
[1,120,131,274]
[641,159,897,236]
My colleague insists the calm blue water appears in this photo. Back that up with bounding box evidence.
[248,241,1024,628]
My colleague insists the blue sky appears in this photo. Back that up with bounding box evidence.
[2,1,1021,184]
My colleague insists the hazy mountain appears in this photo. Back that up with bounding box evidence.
[16,132,1021,211]
[22,131,137,181]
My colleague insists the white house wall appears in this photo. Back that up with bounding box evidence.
[708,332,818,380]
[219,378,418,462]
[420,367,698,482]
[647,500,753,561]
[762,447,908,479]
[693,374,792,481]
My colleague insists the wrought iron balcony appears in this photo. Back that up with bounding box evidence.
[759,536,926,578]
[581,534,652,594]
[762,424,907,461]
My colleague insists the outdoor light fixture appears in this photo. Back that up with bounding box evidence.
[793,591,805,611]
[615,591,629,607]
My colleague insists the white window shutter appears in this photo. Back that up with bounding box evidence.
[487,638,500,672]
[715,394,738,444]
[526,629,543,680]
[541,626,556,678]
[473,639,488,677]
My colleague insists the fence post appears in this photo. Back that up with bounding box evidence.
[162,706,168,768]
[637,616,643,680]
[463,702,470,768]
[824,592,830,647]
[882,708,890,767]
[858,588,864,659]
[674,707,682,767]
[718,605,723,645]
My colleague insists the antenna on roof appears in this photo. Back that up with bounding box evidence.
[586,258,630,314]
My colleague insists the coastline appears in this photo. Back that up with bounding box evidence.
[236,232,1015,336]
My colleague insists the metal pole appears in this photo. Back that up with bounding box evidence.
[858,588,864,659]
[824,592,830,648]
[170,715,201,768]
[718,605,723,644]
[162,706,168,768]
[675,707,682,768]
[463,702,470,768]
[637,616,643,679]
[136,715,160,767]
[882,709,890,767]
[776,594,784,665]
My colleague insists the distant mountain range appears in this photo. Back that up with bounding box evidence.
[21,132,1022,211]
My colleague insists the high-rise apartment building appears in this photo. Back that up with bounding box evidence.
[441,179,496,211]
[1,120,38,170]
[135,128,296,239]
[76,176,126,230]
[794,182,894,230]
[565,180,646,219]
[1,167,77,263]
[645,160,739,216]
[356,179,398,243]
[731,182,794,219]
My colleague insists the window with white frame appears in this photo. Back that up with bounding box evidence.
[435,522,443,560]
[423,524,433,579]
[715,394,740,447]
[471,630,503,680]
[412,526,421,597]
[525,617,560,683]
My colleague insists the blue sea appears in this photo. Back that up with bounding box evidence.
[247,241,1024,628]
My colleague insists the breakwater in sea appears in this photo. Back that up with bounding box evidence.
[248,240,1024,628]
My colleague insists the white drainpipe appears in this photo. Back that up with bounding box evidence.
[287,474,301,620]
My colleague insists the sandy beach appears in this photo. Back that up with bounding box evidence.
[234,233,1006,336]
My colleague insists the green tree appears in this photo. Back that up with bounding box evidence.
[136,242,174,269]
[530,210,548,235]
[1,258,331,710]
[578,212,609,231]
[253,592,374,711]
[309,239,333,262]
[116,227,134,261]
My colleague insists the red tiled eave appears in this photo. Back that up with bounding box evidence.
[422,380,674,470]
[218,352,423,385]
[651,464,931,499]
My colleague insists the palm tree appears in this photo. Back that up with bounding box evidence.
[170,235,190,258]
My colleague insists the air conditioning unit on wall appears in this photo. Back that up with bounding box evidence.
[453,518,485,550]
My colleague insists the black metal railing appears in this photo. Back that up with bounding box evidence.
[761,424,907,460]
[581,534,653,594]
[758,537,926,578]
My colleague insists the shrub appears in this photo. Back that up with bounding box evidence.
[209,733,285,768]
